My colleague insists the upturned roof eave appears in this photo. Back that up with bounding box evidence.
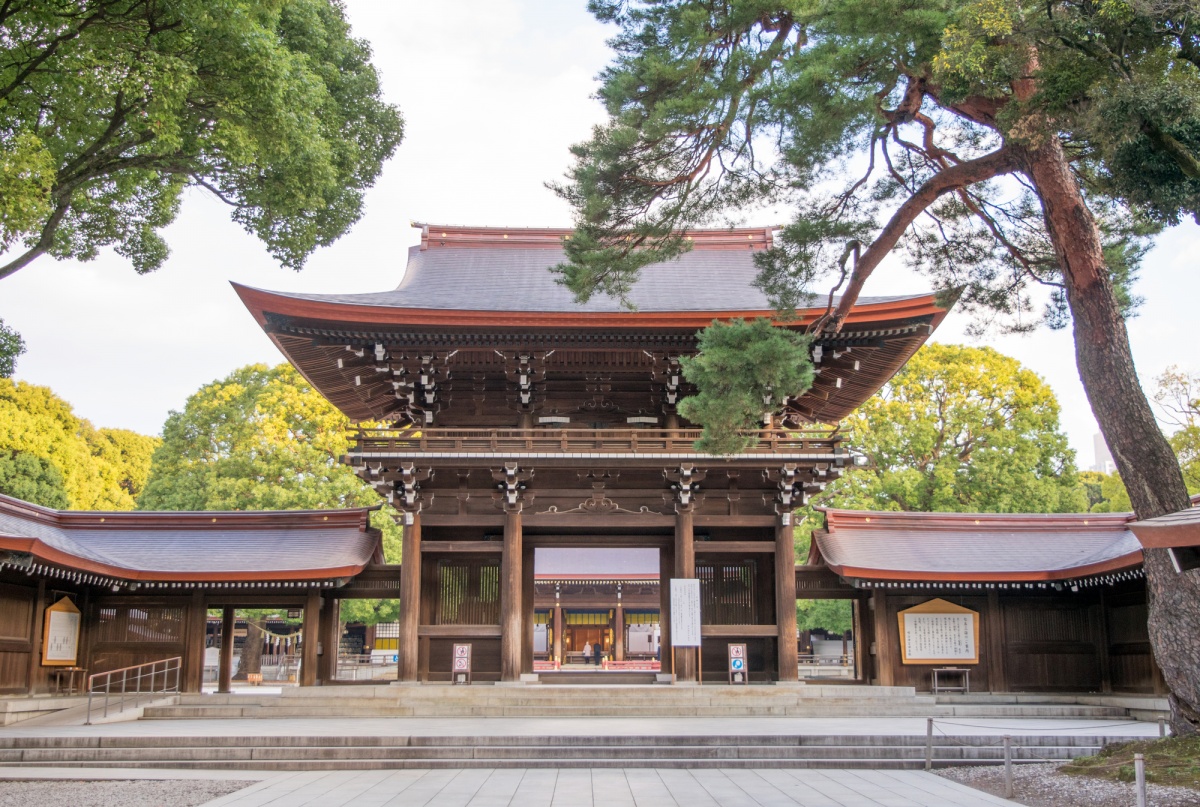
[232,282,949,331]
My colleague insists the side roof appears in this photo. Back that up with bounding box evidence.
[0,494,382,582]
[813,508,1142,583]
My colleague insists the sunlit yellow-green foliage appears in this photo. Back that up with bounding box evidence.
[138,363,401,569]
[1086,471,1133,513]
[829,344,1087,513]
[0,378,159,509]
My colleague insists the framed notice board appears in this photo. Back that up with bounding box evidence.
[42,596,81,667]
[897,598,979,665]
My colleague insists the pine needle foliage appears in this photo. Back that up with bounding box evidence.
[677,318,814,454]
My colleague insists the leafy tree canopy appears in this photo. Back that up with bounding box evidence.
[138,363,401,588]
[677,318,813,454]
[0,378,157,508]
[829,344,1086,512]
[0,450,69,509]
[0,0,403,279]
[1155,365,1200,493]
[0,319,24,378]
[555,0,1196,327]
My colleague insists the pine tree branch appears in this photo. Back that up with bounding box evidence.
[809,146,1020,335]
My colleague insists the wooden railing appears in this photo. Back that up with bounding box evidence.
[349,427,841,456]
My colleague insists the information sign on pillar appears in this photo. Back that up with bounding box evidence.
[670,579,702,647]
[728,643,748,685]
[452,643,472,684]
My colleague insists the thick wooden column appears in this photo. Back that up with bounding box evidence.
[182,590,206,693]
[317,597,341,684]
[552,601,563,665]
[25,579,46,695]
[775,514,799,682]
[301,588,321,687]
[872,590,895,686]
[218,607,235,694]
[675,504,696,682]
[985,589,1008,693]
[501,507,523,681]
[614,600,625,662]
[398,510,422,682]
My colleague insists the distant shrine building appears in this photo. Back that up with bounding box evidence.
[0,225,1169,696]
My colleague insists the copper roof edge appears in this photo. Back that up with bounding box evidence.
[819,507,1135,531]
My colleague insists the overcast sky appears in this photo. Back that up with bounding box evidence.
[3,0,1197,470]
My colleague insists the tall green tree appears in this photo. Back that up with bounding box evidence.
[139,363,402,673]
[831,344,1086,513]
[0,377,155,509]
[0,0,403,279]
[558,0,1200,732]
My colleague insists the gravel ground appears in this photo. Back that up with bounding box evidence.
[0,779,248,807]
[937,762,1200,807]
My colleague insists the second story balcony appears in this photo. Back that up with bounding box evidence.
[345,427,853,471]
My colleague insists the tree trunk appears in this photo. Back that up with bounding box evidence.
[232,619,265,681]
[1020,138,1200,735]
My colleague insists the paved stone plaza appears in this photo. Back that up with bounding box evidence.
[1,766,1020,806]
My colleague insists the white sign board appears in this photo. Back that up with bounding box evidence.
[670,578,702,647]
[901,613,976,662]
[44,609,80,664]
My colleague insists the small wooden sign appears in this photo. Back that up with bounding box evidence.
[41,596,81,667]
[452,642,472,684]
[727,643,748,685]
[897,598,979,665]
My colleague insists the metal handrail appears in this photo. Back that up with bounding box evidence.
[85,656,181,725]
[349,427,842,456]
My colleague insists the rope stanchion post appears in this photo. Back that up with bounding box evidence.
[925,718,933,771]
[1158,717,1166,738]
[1003,735,1014,798]
[1134,752,1146,807]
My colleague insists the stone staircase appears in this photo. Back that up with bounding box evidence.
[139,684,1134,721]
[0,732,1138,770]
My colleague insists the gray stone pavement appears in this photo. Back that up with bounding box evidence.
[195,767,1022,807]
[0,715,1159,738]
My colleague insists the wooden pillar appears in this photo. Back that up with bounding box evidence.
[25,579,46,695]
[872,590,895,686]
[659,543,674,675]
[317,597,340,684]
[614,601,625,662]
[775,514,799,682]
[218,607,235,694]
[500,507,523,681]
[300,588,320,687]
[852,597,869,682]
[522,544,535,675]
[675,504,696,682]
[398,510,422,682]
[182,590,206,693]
[1095,588,1112,694]
[985,589,1008,693]
[552,601,563,665]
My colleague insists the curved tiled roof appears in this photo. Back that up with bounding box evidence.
[814,508,1142,582]
[0,494,381,582]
